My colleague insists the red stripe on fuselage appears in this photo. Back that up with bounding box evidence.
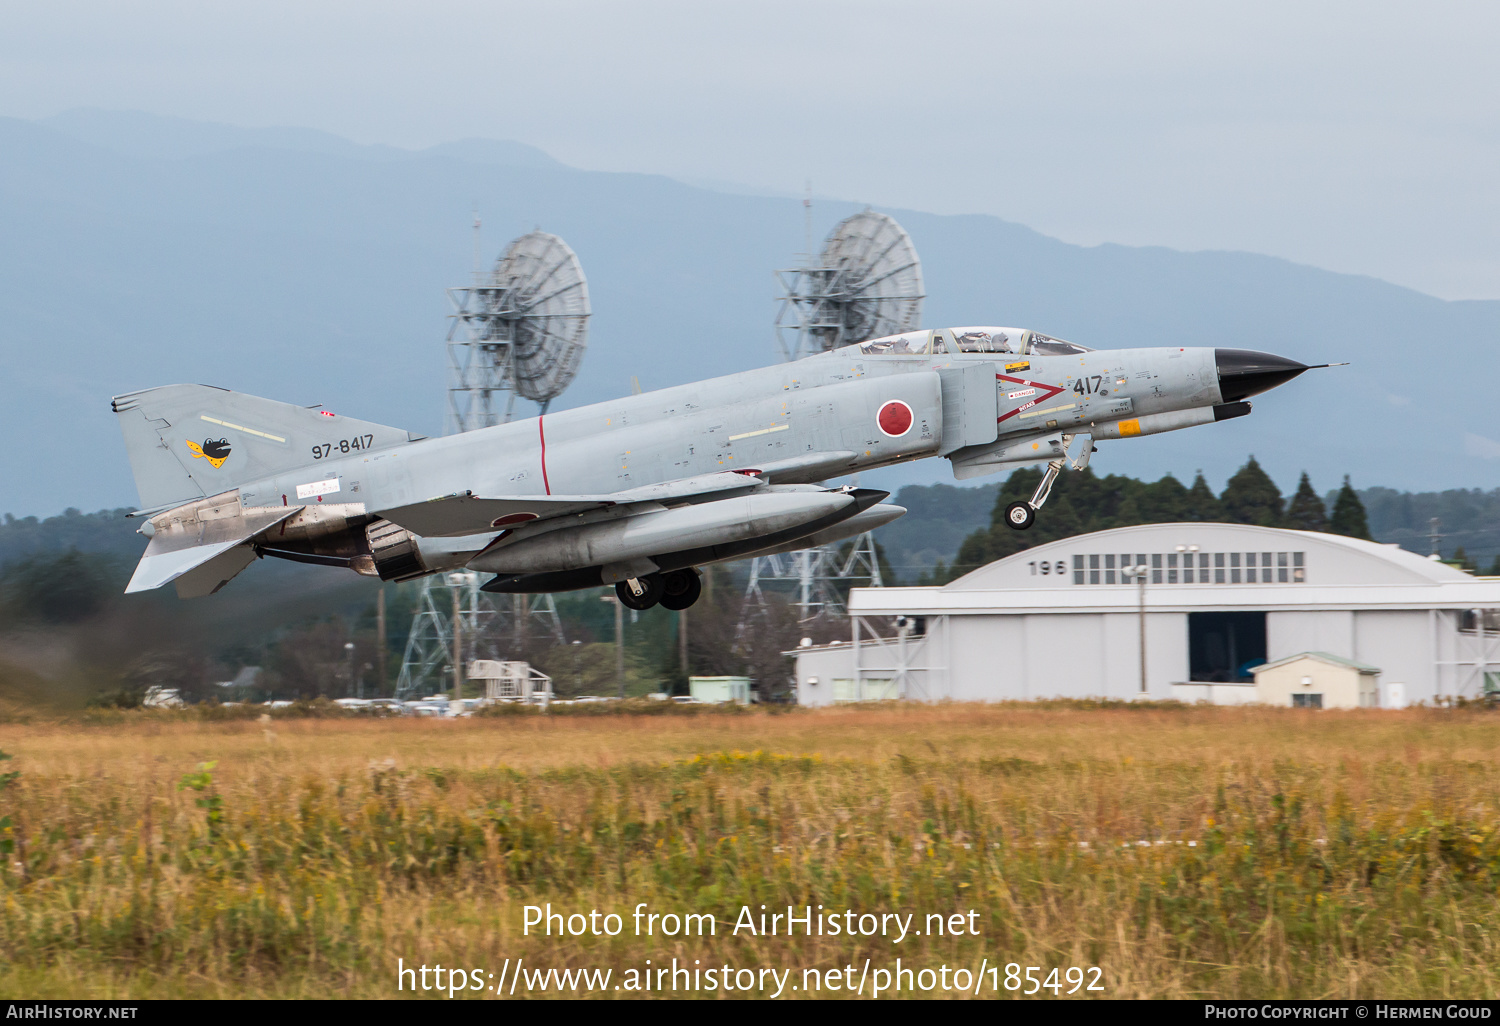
[539,416,551,495]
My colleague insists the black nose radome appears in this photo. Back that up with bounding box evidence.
[1214,349,1309,402]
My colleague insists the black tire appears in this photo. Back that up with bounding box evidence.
[658,569,702,610]
[615,575,664,610]
[1004,501,1036,531]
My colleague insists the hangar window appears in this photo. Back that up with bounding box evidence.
[1067,551,1303,586]
[1292,693,1323,709]
[1189,611,1267,683]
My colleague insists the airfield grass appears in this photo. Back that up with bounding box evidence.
[0,702,1497,1000]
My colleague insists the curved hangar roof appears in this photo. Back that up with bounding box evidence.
[851,522,1500,616]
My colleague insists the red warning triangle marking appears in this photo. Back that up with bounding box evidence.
[995,374,1067,425]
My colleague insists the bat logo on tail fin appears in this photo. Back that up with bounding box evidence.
[186,437,232,469]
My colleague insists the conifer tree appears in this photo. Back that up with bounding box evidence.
[1134,473,1191,523]
[1220,456,1284,526]
[1329,475,1373,540]
[1285,471,1328,532]
[1183,471,1222,522]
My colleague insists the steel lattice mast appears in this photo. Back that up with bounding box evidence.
[746,209,922,624]
[396,228,589,699]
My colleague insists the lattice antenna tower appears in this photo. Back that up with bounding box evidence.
[396,229,591,698]
[748,209,924,623]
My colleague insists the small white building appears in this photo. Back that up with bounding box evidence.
[793,523,1500,707]
[689,676,752,705]
[467,660,552,704]
[1251,651,1381,709]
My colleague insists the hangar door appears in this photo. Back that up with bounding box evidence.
[1188,612,1266,683]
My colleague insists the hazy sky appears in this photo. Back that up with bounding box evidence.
[4,1,1499,299]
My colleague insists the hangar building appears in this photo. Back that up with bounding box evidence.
[793,523,1500,707]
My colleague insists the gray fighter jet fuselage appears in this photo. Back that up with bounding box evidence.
[113,326,1318,609]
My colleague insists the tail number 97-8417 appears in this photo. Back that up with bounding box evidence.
[312,435,375,459]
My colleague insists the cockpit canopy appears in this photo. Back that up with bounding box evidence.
[856,326,1093,357]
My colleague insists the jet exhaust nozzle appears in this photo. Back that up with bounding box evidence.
[1214,349,1308,402]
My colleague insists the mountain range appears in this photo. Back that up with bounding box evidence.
[2,108,1497,520]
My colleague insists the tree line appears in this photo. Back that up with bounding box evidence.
[936,458,1399,583]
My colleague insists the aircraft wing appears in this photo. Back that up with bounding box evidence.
[374,494,617,539]
[375,471,772,539]
[126,491,303,598]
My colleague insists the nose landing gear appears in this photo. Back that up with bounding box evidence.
[1003,434,1097,531]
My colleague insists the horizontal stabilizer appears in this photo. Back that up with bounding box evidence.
[127,539,246,594]
[125,491,302,595]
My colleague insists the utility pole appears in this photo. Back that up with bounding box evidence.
[1128,563,1150,695]
[452,583,463,702]
[375,588,387,697]
[602,593,625,699]
[616,596,625,699]
[678,609,689,683]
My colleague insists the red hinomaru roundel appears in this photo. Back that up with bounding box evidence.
[877,400,914,437]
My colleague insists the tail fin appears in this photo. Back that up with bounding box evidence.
[112,384,420,510]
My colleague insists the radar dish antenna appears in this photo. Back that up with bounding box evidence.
[447,231,591,431]
[775,210,924,361]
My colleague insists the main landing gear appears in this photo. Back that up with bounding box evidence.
[1003,433,1097,532]
[615,568,702,610]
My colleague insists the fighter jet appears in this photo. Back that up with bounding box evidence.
[113,328,1322,609]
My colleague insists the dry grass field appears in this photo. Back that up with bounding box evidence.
[0,702,1497,999]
